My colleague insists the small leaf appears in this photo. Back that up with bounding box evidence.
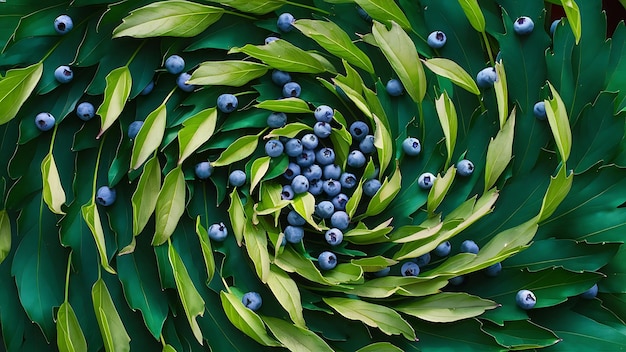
[41,153,66,215]
[168,242,205,344]
[228,190,246,246]
[131,156,161,236]
[427,166,457,215]
[484,109,516,191]
[333,80,372,118]
[561,0,582,44]
[355,0,411,30]
[56,301,87,352]
[266,123,312,139]
[113,0,224,38]
[163,345,177,352]
[92,279,131,352]
[263,316,334,352]
[243,221,271,283]
[545,81,572,163]
[395,292,499,323]
[212,134,260,167]
[152,167,186,246]
[365,163,401,217]
[131,104,167,170]
[372,21,426,103]
[230,40,326,73]
[96,66,132,139]
[323,276,448,298]
[0,62,43,125]
[456,0,486,32]
[392,222,443,244]
[266,264,306,328]
[255,98,312,113]
[323,297,416,341]
[356,342,403,352]
[343,219,394,245]
[81,204,116,274]
[219,291,281,346]
[493,61,508,129]
[188,61,268,86]
[0,210,10,264]
[178,108,218,165]
[423,58,480,95]
[434,91,458,166]
[250,156,271,193]
[294,19,374,73]
[292,192,323,231]
[207,0,285,14]
[351,256,397,272]
[328,124,352,168]
[195,217,215,284]
[538,165,573,222]
[373,114,393,175]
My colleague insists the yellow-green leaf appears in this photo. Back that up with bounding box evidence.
[152,167,186,246]
[178,108,218,165]
[92,279,130,352]
[538,165,573,222]
[42,153,66,215]
[254,98,312,113]
[0,210,10,264]
[456,0,486,32]
[493,61,508,128]
[427,166,457,215]
[423,58,480,95]
[263,316,334,352]
[56,301,87,352]
[131,156,161,236]
[81,204,116,274]
[355,0,411,30]
[250,156,271,193]
[195,217,215,284]
[230,40,325,73]
[207,0,285,14]
[484,109,516,191]
[266,265,306,328]
[266,123,311,139]
[357,342,403,352]
[373,114,393,175]
[394,292,498,323]
[228,190,246,246]
[131,104,166,170]
[188,61,268,86]
[96,66,131,139]
[545,82,572,163]
[561,0,582,44]
[435,91,458,166]
[212,134,259,167]
[292,192,323,231]
[243,221,271,283]
[0,62,43,125]
[365,163,401,217]
[219,291,281,346]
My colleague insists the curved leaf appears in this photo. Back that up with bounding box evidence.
[365,164,401,217]
[92,279,131,352]
[395,292,498,323]
[243,221,270,283]
[56,302,87,352]
[427,166,456,215]
[96,66,132,139]
[266,264,306,328]
[81,204,116,274]
[545,81,572,163]
[195,218,215,284]
[188,61,268,87]
[266,123,312,139]
[178,108,218,165]
[434,91,458,166]
[255,98,311,113]
[131,104,167,170]
[355,0,411,30]
[493,61,508,129]
[250,156,271,193]
[152,167,185,246]
[423,58,480,95]
[484,109,515,192]
[0,210,10,264]
[263,316,333,352]
[561,0,582,44]
[42,152,66,215]
[538,165,573,222]
[229,40,326,73]
[207,0,285,14]
[131,156,161,236]
[228,190,246,246]
[456,0,485,32]
[212,134,260,167]
[219,291,281,346]
[0,62,43,125]
[373,114,393,175]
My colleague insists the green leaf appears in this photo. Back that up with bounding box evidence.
[0,210,10,264]
[188,61,268,86]
[373,114,393,175]
[113,0,224,38]
[212,134,260,167]
[371,21,426,103]
[163,345,176,352]
[350,256,397,273]
[333,80,372,118]
[81,204,116,274]
[266,264,306,328]
[250,156,271,193]
[228,190,246,246]
[323,297,416,340]
[292,192,323,231]
[561,0,582,44]
[538,165,573,222]
[395,292,498,323]
[356,342,403,352]
[456,0,485,32]
[481,320,561,350]
[91,279,131,352]
[434,91,458,166]
[96,66,132,139]
[391,222,443,244]
[427,166,456,215]
[365,164,401,217]
[343,219,394,245]
[131,104,167,170]
[219,291,281,346]
[263,316,333,352]
[207,0,285,14]
[168,241,205,344]
[131,156,161,236]
[177,107,218,165]
[243,221,270,283]
[484,109,515,192]
[355,0,411,30]
[545,81,572,163]
[230,40,326,73]
[195,217,215,284]
[56,301,88,352]
[41,152,66,215]
[493,61,508,129]
[294,19,374,73]
[152,167,186,246]
[266,123,312,139]
[320,276,449,298]
[423,58,480,95]
[254,98,312,113]
[0,62,43,125]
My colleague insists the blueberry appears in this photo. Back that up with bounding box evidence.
[356,7,372,22]
[313,121,332,138]
[291,175,310,194]
[373,267,390,277]
[418,172,435,190]
[285,138,303,157]
[460,240,479,254]
[402,137,421,156]
[359,135,376,154]
[301,133,319,149]
[165,55,185,74]
[272,70,291,86]
[265,139,284,157]
[349,121,369,141]
[76,102,95,121]
[550,19,561,36]
[323,164,342,180]
[302,164,322,182]
[314,105,334,123]
[332,193,349,211]
[128,121,144,139]
[140,81,155,95]
[514,16,534,35]
[316,147,335,165]
[318,251,338,270]
[533,101,547,120]
[323,179,342,197]
[308,179,324,196]
[208,222,228,241]
[285,225,304,243]
[401,262,420,277]
[277,13,295,32]
[330,211,349,230]
[325,228,344,246]
[287,210,306,226]
[339,173,357,189]
[242,292,262,311]
[427,31,447,48]
[96,186,116,206]
[386,79,404,96]
[347,150,366,168]
[281,185,295,200]
[516,289,537,310]
[296,149,316,167]
[54,14,73,34]
[363,179,381,197]
[282,82,301,98]
[485,262,502,277]
[35,112,55,131]
[434,241,451,256]
[54,65,73,83]
[267,112,287,128]
[177,72,195,92]
[283,162,301,181]
[217,94,238,113]
[580,284,598,299]
[265,36,279,45]
[415,253,431,267]
[195,161,213,180]
[456,159,474,177]
[449,276,465,286]
[315,201,335,219]
[228,170,246,187]
[477,67,497,88]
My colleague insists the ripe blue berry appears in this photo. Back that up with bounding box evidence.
[434,241,451,256]
[96,186,116,206]
[386,79,404,96]
[456,159,475,177]
[427,31,447,48]
[347,150,366,168]
[401,262,420,277]
[359,135,376,154]
[228,170,246,187]
[477,67,497,88]
[363,178,382,197]
[285,138,303,157]
[76,102,95,121]
[35,112,55,131]
[516,289,537,310]
[533,101,547,120]
[339,173,357,189]
[313,121,332,138]
[308,179,323,196]
[550,19,561,36]
[374,267,390,277]
[460,240,479,254]
[323,179,342,197]
[242,292,262,311]
[315,201,335,219]
[282,82,301,98]
[316,147,335,165]
[291,175,310,194]
[330,211,349,230]
[265,36,279,45]
[128,121,144,139]
[314,105,334,123]
[323,164,342,180]
[318,251,338,270]
[265,139,284,157]
[449,276,465,286]
[287,210,306,226]
[267,112,287,128]
[332,193,349,211]
[54,65,73,83]
[301,133,319,149]
[195,161,213,180]
[208,222,228,241]
[580,284,598,299]
[281,185,295,200]
[415,253,431,267]
[302,164,322,182]
[402,137,421,156]
[296,149,316,167]
[217,94,238,113]
[285,225,304,243]
[514,16,534,35]
[349,121,369,141]
[325,228,343,246]
[277,13,295,32]
[165,55,185,74]
[272,70,291,86]
[140,81,155,95]
[176,72,195,92]
[485,262,502,277]
[283,162,301,181]
[418,172,435,190]
[357,7,372,22]
[54,15,73,34]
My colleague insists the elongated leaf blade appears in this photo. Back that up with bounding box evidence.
[545,82,572,163]
[208,0,285,14]
[56,301,88,352]
[92,279,131,352]
[365,164,401,217]
[395,292,498,323]
[561,0,582,44]
[212,135,259,167]
[250,156,271,193]
[427,166,456,215]
[457,0,486,32]
[42,153,66,215]
[81,204,116,274]
[152,167,185,246]
[178,108,218,164]
[423,58,480,95]
[229,40,326,73]
[255,98,312,113]
[484,109,516,191]
[219,291,281,346]
[0,62,43,125]
[228,190,246,246]
[243,221,270,283]
[355,0,411,30]
[0,210,10,264]
[195,218,215,284]
[266,264,306,328]
[538,165,573,222]
[96,66,132,139]
[189,61,268,86]
[373,114,393,175]
[493,61,508,128]
[131,156,161,236]
[131,104,167,170]
[435,91,458,166]
[263,316,334,352]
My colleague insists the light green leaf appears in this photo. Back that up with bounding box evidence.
[219,291,281,346]
[427,166,457,215]
[329,124,353,168]
[228,190,246,246]
[394,292,498,323]
[266,123,312,139]
[423,58,480,95]
[263,316,333,352]
[266,264,306,328]
[545,81,572,163]
[355,0,411,30]
[81,204,116,274]
[42,153,66,215]
[250,156,271,193]
[163,345,177,352]
[188,61,268,86]
[484,109,516,192]
[351,256,397,272]
[152,167,185,246]
[365,163,401,217]
[243,221,271,283]
[113,0,224,38]
[391,222,443,244]
[292,192,323,231]
[212,134,260,167]
[96,66,132,139]
[255,98,312,113]
[356,342,403,352]
[538,165,573,222]
[256,182,290,216]
[494,61,508,128]
[131,156,161,236]
[343,219,394,245]
[92,279,130,352]
[168,242,205,344]
[323,297,416,340]
[274,247,337,285]
[434,91,458,166]
[372,21,426,103]
[322,276,449,298]
[333,80,372,118]
[561,0,582,44]
[0,62,42,125]
[131,104,166,170]
[178,108,218,165]
[0,210,10,264]
[373,114,393,175]
[472,217,538,269]
[456,0,486,32]
[207,0,285,14]
[56,301,87,352]
[195,217,215,284]
[294,19,374,73]
[346,179,363,218]
[230,40,326,73]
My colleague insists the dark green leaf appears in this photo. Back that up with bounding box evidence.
[0,210,9,264]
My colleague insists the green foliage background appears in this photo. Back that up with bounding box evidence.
[0,0,625,351]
